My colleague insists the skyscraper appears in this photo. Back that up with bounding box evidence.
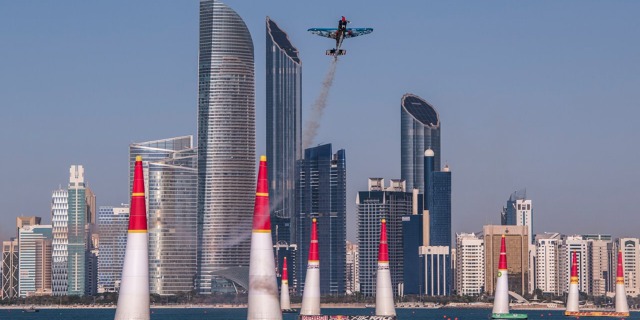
[456,233,484,296]
[67,165,86,296]
[428,165,452,247]
[535,233,563,295]
[266,17,302,248]
[18,225,53,297]
[130,137,198,294]
[357,178,411,296]
[297,144,346,295]
[501,190,533,244]
[484,225,529,295]
[197,0,255,293]
[2,239,19,299]
[618,238,640,296]
[560,236,589,295]
[51,188,68,296]
[97,206,129,293]
[401,93,440,193]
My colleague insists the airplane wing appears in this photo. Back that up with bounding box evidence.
[308,28,338,39]
[344,28,373,38]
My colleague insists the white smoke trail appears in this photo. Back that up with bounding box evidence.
[302,59,339,149]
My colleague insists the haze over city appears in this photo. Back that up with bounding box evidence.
[1,0,639,244]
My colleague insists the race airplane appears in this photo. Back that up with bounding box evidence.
[308,16,373,58]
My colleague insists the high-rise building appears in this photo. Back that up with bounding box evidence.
[196,0,255,294]
[266,16,302,248]
[97,206,129,293]
[559,236,589,295]
[51,188,68,296]
[501,190,533,245]
[618,238,640,297]
[428,166,451,247]
[484,225,529,295]
[18,225,53,297]
[275,242,297,293]
[297,144,346,295]
[420,245,450,296]
[400,94,440,194]
[1,239,19,299]
[17,216,42,231]
[456,233,484,296]
[357,178,411,296]
[67,165,86,296]
[402,209,424,295]
[345,241,360,294]
[583,234,612,296]
[534,233,563,295]
[130,136,198,294]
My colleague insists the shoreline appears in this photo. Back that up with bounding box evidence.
[0,303,634,312]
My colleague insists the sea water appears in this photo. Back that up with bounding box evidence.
[0,308,635,320]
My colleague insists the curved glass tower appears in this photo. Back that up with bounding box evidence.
[197,0,255,293]
[266,17,302,247]
[400,93,441,193]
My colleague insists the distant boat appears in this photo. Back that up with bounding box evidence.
[23,306,39,313]
[365,304,375,308]
[282,308,298,314]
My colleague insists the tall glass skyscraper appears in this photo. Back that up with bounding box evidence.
[51,188,68,296]
[296,144,346,295]
[266,16,302,248]
[97,206,129,293]
[67,165,86,296]
[428,167,452,247]
[130,136,197,294]
[401,93,441,193]
[197,0,255,293]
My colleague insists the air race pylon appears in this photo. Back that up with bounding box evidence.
[280,257,292,311]
[491,235,527,319]
[300,218,320,315]
[114,156,150,320]
[615,250,629,314]
[565,251,580,313]
[492,235,510,316]
[376,219,395,316]
[247,156,282,320]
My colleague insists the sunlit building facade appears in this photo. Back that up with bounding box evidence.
[130,136,198,294]
[97,206,129,293]
[51,188,68,296]
[67,165,86,296]
[2,239,19,299]
[197,0,255,293]
[19,225,53,297]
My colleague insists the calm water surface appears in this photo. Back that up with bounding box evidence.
[1,308,636,320]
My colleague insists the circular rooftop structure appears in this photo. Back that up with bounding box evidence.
[401,94,440,127]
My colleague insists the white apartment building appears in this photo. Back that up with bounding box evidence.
[619,238,640,297]
[456,233,484,296]
[560,236,589,294]
[535,233,562,295]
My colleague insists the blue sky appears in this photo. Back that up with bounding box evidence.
[1,1,639,242]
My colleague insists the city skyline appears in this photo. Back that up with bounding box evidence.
[1,1,639,243]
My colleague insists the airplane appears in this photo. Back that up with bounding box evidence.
[308,16,373,58]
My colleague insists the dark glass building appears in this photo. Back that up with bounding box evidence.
[296,144,346,295]
[428,167,451,247]
[196,0,255,293]
[357,179,412,296]
[401,93,441,193]
[402,214,423,294]
[266,17,302,248]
